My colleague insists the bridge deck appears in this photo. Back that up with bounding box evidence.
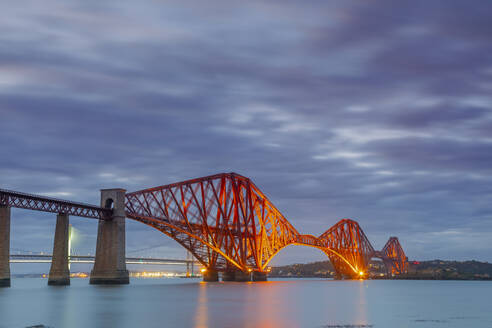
[0,188,111,219]
[10,254,199,265]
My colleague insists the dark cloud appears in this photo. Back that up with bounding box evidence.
[1,0,492,271]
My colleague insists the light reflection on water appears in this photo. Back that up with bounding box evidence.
[355,280,368,326]
[194,282,208,328]
[0,278,491,328]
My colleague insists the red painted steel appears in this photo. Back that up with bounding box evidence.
[318,219,375,278]
[381,237,408,275]
[125,172,408,278]
[125,173,298,272]
[1,173,407,278]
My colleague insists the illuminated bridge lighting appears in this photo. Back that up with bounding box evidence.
[10,255,199,266]
[125,173,408,279]
[1,173,407,280]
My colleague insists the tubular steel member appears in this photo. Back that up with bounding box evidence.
[124,173,408,280]
[380,237,408,275]
[1,173,408,283]
[125,173,299,278]
[317,219,375,279]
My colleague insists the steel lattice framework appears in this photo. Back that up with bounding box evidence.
[125,173,299,272]
[0,188,111,219]
[1,173,408,278]
[381,237,408,275]
[318,219,375,278]
[125,173,408,278]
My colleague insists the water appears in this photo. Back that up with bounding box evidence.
[0,278,491,328]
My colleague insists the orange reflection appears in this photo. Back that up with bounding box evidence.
[194,283,209,328]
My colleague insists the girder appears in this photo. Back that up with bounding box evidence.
[381,237,408,275]
[0,188,111,219]
[125,172,408,278]
[125,173,299,272]
[317,219,375,278]
[1,173,408,279]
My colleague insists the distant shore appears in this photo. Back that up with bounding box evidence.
[269,275,492,281]
[11,259,492,281]
[270,259,492,281]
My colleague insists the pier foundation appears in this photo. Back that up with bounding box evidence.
[90,189,129,285]
[221,270,236,281]
[252,271,268,281]
[48,213,70,286]
[0,206,10,287]
[234,270,251,282]
[202,269,219,282]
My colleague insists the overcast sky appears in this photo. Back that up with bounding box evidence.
[1,0,492,272]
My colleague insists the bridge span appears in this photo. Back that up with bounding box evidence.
[10,254,198,266]
[0,172,407,287]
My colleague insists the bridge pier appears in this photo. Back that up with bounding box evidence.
[221,270,235,281]
[234,270,251,282]
[90,189,129,285]
[202,269,219,282]
[48,214,70,286]
[0,206,10,287]
[252,271,268,281]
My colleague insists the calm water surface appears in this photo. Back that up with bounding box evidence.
[0,278,491,328]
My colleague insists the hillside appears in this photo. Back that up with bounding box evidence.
[270,259,492,280]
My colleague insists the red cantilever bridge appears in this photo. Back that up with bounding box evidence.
[0,172,407,285]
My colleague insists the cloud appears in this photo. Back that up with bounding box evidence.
[1,0,492,269]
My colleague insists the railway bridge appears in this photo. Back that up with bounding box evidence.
[0,172,407,286]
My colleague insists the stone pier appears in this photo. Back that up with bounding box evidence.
[48,213,70,286]
[90,189,129,285]
[202,269,219,282]
[234,270,251,282]
[252,271,268,281]
[221,270,236,281]
[0,206,10,287]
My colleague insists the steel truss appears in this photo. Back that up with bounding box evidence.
[381,237,408,275]
[0,188,110,219]
[125,173,408,278]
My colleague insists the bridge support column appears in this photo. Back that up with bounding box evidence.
[384,260,394,278]
[90,189,129,285]
[221,270,236,281]
[252,271,268,281]
[48,214,70,286]
[202,269,219,282]
[234,270,251,282]
[0,206,10,287]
